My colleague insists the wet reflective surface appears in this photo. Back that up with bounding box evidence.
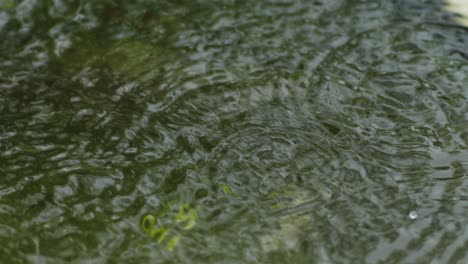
[1,0,467,262]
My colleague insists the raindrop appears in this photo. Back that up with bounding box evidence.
[408,210,418,220]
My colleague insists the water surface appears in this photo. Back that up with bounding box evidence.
[0,0,467,263]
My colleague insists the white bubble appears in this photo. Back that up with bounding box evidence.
[409,210,418,220]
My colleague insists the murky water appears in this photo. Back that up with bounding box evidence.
[1,0,467,263]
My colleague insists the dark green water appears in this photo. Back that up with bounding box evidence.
[1,0,467,263]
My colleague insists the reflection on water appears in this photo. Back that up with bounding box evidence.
[445,0,468,26]
[0,0,467,262]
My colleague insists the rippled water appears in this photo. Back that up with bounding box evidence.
[1,0,467,263]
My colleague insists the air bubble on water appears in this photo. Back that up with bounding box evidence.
[409,210,418,220]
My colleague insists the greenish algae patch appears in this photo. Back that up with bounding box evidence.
[141,203,199,251]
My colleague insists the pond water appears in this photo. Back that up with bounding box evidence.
[1,0,467,263]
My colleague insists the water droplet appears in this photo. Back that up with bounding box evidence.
[409,210,418,220]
